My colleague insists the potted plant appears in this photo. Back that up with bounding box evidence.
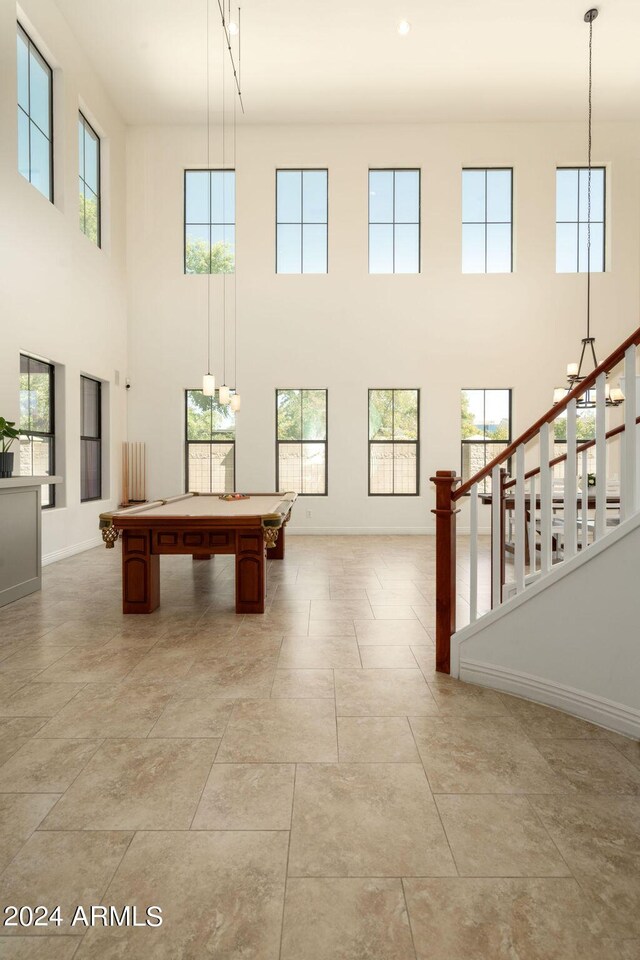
[0,417,20,478]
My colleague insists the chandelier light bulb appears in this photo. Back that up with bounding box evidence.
[219,384,231,405]
[202,373,216,396]
[567,362,579,378]
[397,19,411,35]
[230,393,241,412]
[228,20,239,35]
[553,388,567,405]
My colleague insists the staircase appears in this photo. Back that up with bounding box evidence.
[432,325,640,737]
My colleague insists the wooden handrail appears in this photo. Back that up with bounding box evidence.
[502,414,640,490]
[454,324,640,500]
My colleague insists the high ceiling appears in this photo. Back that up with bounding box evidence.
[55,0,640,125]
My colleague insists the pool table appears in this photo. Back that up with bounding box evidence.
[99,492,297,614]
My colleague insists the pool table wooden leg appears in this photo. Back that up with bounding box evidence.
[235,529,266,613]
[270,523,286,560]
[121,529,160,614]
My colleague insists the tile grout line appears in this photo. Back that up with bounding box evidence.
[400,877,420,960]
[406,718,460,878]
[277,762,297,960]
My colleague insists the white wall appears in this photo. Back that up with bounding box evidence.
[0,0,128,560]
[454,513,640,737]
[126,120,640,533]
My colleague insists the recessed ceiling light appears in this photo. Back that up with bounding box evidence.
[397,20,411,36]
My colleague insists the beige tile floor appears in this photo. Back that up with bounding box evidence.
[0,534,638,959]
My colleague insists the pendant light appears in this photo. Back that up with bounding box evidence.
[218,0,231,405]
[202,0,215,396]
[553,9,623,409]
[229,5,242,413]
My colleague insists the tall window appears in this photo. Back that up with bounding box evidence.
[276,389,327,495]
[17,24,53,201]
[368,389,419,495]
[461,389,512,493]
[81,376,101,501]
[185,390,235,492]
[462,168,512,273]
[556,167,605,273]
[184,170,235,274]
[79,113,100,246]
[19,355,55,507]
[368,169,420,274]
[276,170,328,273]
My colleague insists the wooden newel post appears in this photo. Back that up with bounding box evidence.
[431,470,460,675]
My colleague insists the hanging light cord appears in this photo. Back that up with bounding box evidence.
[216,0,244,111]
[222,5,227,387]
[206,0,212,376]
[234,10,239,394]
[586,10,593,341]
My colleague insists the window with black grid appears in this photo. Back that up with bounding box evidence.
[368,389,419,495]
[19,354,55,507]
[276,390,327,495]
[17,23,53,202]
[276,170,328,274]
[185,390,236,492]
[556,167,605,273]
[81,376,102,502]
[368,169,420,274]
[462,168,512,273]
[79,112,101,247]
[461,389,512,494]
[184,170,235,274]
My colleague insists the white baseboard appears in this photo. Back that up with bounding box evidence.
[459,657,640,739]
[287,526,434,535]
[43,536,103,566]
[286,526,492,536]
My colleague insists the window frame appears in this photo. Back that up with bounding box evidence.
[275,169,329,274]
[183,169,236,275]
[368,168,421,274]
[184,388,236,493]
[80,375,102,503]
[555,165,606,273]
[78,111,101,247]
[275,389,328,496]
[368,388,420,497]
[461,167,513,274]
[19,353,56,509]
[17,22,54,202]
[460,388,513,494]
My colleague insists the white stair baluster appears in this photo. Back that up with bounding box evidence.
[528,472,537,575]
[623,345,637,520]
[470,482,478,622]
[564,398,578,560]
[595,372,607,541]
[540,423,552,574]
[515,445,525,593]
[491,465,501,608]
[581,449,589,550]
